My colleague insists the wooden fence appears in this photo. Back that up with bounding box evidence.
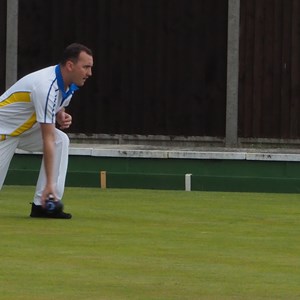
[1,0,300,142]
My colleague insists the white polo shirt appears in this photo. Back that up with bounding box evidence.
[0,65,78,137]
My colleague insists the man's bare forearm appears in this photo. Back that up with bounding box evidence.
[40,123,56,202]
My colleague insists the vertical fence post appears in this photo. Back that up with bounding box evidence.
[226,0,240,147]
[6,0,19,89]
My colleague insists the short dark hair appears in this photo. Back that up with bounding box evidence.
[60,43,93,65]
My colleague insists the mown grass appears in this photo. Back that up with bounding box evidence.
[0,186,300,299]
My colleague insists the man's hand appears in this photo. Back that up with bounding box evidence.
[41,183,58,207]
[56,109,72,129]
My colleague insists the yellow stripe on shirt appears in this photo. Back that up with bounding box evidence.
[0,92,31,107]
[10,112,37,136]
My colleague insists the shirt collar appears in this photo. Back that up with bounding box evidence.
[55,64,79,101]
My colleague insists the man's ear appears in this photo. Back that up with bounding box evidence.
[65,60,74,71]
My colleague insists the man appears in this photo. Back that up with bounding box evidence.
[0,43,93,219]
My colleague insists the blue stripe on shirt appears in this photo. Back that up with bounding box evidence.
[44,78,57,123]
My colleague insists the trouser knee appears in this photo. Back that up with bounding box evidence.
[55,130,69,148]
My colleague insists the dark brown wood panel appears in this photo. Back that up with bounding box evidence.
[17,0,228,137]
[239,0,300,139]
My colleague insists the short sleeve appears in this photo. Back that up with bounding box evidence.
[31,80,59,124]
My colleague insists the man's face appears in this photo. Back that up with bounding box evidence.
[70,51,93,86]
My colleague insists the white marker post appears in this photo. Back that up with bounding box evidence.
[185,174,192,191]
